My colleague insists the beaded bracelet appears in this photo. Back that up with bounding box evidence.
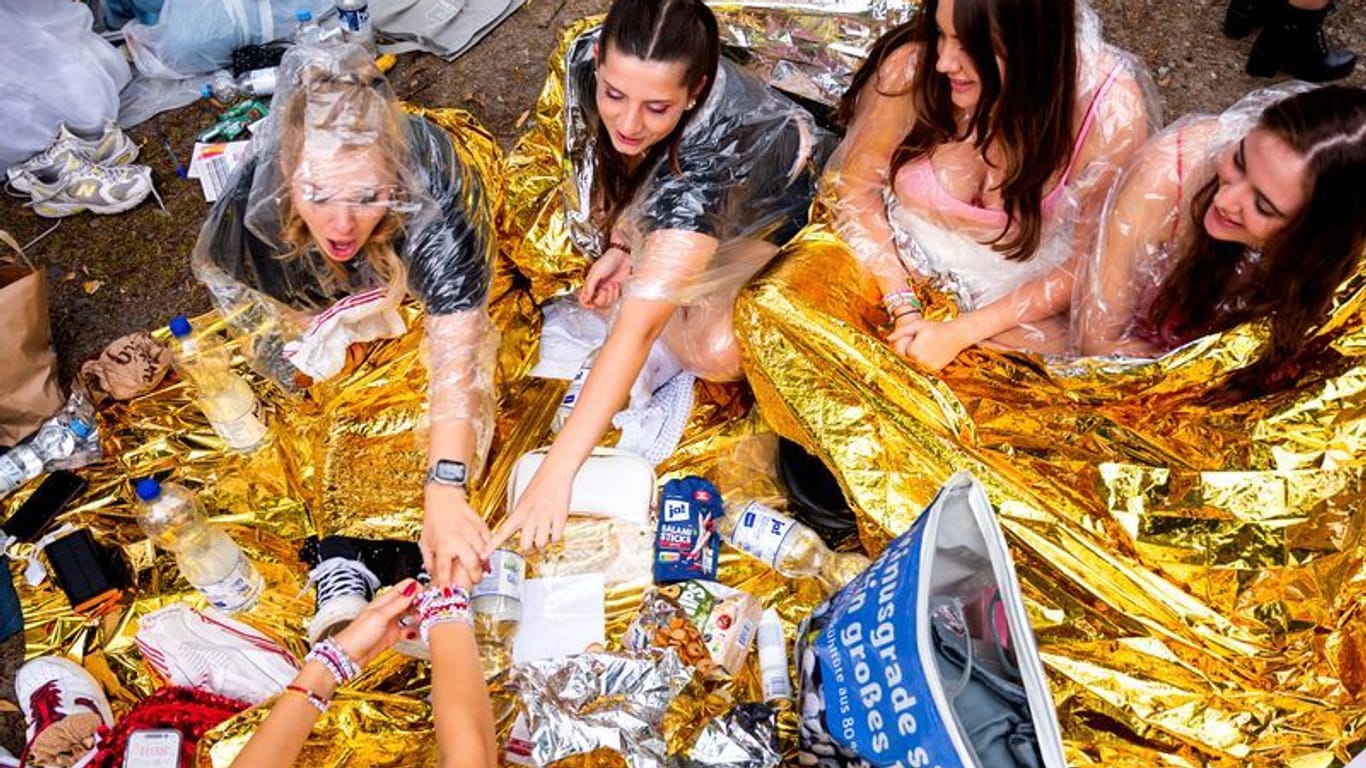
[305,638,360,686]
[417,587,473,644]
[285,683,330,713]
[883,289,924,314]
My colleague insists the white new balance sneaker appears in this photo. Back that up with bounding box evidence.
[7,120,139,195]
[18,160,155,218]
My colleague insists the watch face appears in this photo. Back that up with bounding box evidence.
[433,460,467,485]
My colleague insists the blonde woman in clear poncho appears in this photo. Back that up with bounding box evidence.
[487,0,836,552]
[191,44,498,637]
[831,0,1157,371]
[1073,83,1366,399]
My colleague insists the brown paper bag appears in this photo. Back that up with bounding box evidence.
[0,230,64,446]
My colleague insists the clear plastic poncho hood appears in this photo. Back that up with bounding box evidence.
[560,26,837,307]
[825,2,1159,339]
[190,42,499,471]
[1070,82,1315,356]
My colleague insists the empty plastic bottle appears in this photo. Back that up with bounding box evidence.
[717,500,870,593]
[552,348,598,433]
[168,316,269,453]
[471,549,524,679]
[134,478,263,612]
[205,67,277,105]
[0,416,100,496]
[0,446,43,497]
[293,8,322,44]
[337,0,376,53]
[205,70,242,105]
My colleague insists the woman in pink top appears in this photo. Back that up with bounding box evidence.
[1074,84,1366,398]
[829,0,1156,370]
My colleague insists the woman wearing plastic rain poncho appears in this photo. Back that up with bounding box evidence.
[1073,84,1366,399]
[830,0,1157,371]
[488,0,836,553]
[190,43,498,641]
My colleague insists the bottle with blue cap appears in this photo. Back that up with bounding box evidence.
[134,477,263,613]
[293,8,322,45]
[0,410,101,496]
[168,315,269,452]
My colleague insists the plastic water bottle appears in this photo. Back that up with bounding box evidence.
[236,67,278,98]
[168,316,269,453]
[134,478,263,613]
[294,8,322,44]
[337,0,376,53]
[471,549,524,679]
[0,446,43,497]
[205,68,277,105]
[206,70,242,104]
[717,500,870,593]
[552,348,598,433]
[0,416,99,496]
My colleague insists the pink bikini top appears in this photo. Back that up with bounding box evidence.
[893,66,1123,230]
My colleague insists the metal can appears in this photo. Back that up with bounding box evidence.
[472,549,525,622]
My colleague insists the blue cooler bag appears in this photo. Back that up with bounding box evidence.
[796,472,1066,768]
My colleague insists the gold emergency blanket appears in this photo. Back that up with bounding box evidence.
[0,107,517,766]
[0,98,815,765]
[735,222,1366,767]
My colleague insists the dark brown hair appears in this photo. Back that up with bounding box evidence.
[837,0,1077,261]
[1148,85,1366,398]
[593,0,719,239]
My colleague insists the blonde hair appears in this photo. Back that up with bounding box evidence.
[276,68,412,308]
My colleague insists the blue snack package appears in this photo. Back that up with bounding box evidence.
[653,476,724,584]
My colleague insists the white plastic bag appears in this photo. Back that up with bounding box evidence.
[0,0,131,169]
[118,74,207,128]
[123,0,331,79]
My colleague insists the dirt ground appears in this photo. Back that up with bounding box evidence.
[1,0,1362,384]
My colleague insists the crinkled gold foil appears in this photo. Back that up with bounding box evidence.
[502,3,914,309]
[735,221,1366,765]
[4,7,925,765]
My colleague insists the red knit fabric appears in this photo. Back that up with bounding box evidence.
[89,687,249,768]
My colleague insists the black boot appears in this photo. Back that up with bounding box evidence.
[1247,2,1358,82]
[1224,0,1272,39]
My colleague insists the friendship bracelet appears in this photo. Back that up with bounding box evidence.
[891,305,921,320]
[305,644,348,686]
[417,587,473,644]
[285,683,330,713]
[306,638,360,686]
[606,240,632,256]
[883,290,923,313]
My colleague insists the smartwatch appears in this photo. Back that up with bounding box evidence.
[425,459,468,488]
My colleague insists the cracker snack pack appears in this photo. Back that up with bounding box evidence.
[628,580,761,676]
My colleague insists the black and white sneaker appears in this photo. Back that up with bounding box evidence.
[306,557,380,645]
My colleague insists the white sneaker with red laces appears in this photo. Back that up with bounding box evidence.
[16,656,113,766]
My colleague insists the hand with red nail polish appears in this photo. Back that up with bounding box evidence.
[332,578,423,668]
